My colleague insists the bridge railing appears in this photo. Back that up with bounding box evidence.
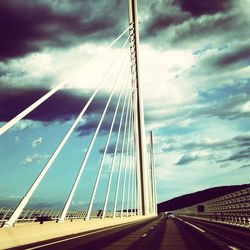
[0,207,136,225]
[173,187,250,228]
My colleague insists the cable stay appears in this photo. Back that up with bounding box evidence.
[59,38,130,222]
[85,59,131,221]
[3,33,130,228]
[121,99,133,217]
[101,73,131,219]
[113,92,132,218]
[0,26,131,136]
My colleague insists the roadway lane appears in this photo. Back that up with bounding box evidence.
[178,216,250,250]
[12,216,160,250]
[11,215,250,250]
[127,216,222,250]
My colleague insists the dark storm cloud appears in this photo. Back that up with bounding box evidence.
[218,147,250,162]
[0,87,83,122]
[140,0,249,49]
[165,134,250,165]
[216,46,250,67]
[0,86,116,124]
[144,13,184,37]
[141,1,188,38]
[0,0,127,61]
[191,43,250,75]
[145,81,250,129]
[174,0,231,17]
[76,112,120,137]
[142,0,189,38]
[163,134,250,153]
[184,80,250,121]
[240,164,250,169]
[235,135,250,147]
[193,94,250,120]
[170,14,236,45]
[99,142,122,155]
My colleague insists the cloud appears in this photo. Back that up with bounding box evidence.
[193,94,250,120]
[142,2,189,37]
[99,141,122,155]
[175,0,231,17]
[21,153,49,165]
[0,0,127,61]
[175,152,198,165]
[32,137,43,148]
[76,112,120,137]
[160,80,250,123]
[140,45,249,133]
[235,135,250,147]
[163,134,250,153]
[0,0,249,204]
[8,120,41,132]
[0,87,82,122]
[0,195,64,209]
[216,46,250,68]
[175,151,211,165]
[190,41,250,76]
[141,0,250,50]
[0,86,116,124]
[218,147,250,162]
[240,164,250,169]
[161,134,250,168]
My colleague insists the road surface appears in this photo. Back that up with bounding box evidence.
[13,215,250,250]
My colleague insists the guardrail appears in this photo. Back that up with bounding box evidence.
[174,187,250,228]
[0,207,129,226]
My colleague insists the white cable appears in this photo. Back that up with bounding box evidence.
[59,38,130,222]
[0,82,65,136]
[113,93,132,218]
[85,55,130,221]
[126,115,133,216]
[3,34,130,228]
[121,100,133,217]
[101,73,130,219]
[0,26,130,136]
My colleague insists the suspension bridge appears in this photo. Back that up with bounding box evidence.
[0,0,249,249]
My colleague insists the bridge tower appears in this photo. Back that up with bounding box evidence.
[1,0,155,228]
[128,0,150,216]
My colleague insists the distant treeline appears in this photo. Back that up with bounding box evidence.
[157,184,250,213]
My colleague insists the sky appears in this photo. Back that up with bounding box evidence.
[0,0,250,210]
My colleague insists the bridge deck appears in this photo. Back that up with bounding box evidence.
[4,215,249,249]
[0,216,156,249]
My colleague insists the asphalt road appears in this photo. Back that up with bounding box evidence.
[12,215,250,250]
[178,216,250,250]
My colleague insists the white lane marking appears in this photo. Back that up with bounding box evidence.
[142,234,147,237]
[183,221,205,233]
[26,221,148,250]
[175,217,205,233]
[228,246,240,250]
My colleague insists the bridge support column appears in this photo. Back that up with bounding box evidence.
[128,0,149,216]
[150,131,157,215]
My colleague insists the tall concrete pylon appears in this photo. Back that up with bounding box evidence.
[128,0,150,216]
[150,131,157,215]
